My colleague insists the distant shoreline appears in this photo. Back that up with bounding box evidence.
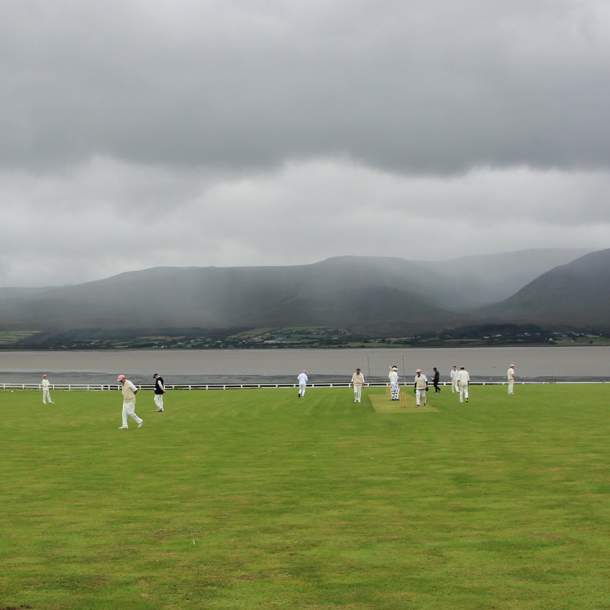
[2,341,610,351]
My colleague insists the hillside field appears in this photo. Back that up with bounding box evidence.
[2,385,610,609]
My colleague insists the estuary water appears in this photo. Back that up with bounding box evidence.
[0,346,609,384]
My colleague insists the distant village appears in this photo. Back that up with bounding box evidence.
[2,325,608,350]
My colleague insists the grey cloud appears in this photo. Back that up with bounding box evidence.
[1,158,609,286]
[2,1,609,288]
[1,0,610,173]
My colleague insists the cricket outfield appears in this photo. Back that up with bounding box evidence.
[2,385,610,609]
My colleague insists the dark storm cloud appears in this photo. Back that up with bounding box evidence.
[1,1,610,286]
[2,0,610,173]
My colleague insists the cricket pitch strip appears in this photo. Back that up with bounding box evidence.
[370,393,438,413]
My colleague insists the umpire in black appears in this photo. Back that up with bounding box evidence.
[432,367,441,392]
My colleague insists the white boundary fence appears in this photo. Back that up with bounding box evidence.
[1,380,608,391]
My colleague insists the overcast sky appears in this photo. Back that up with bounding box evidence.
[2,0,610,286]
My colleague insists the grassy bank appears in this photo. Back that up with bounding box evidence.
[2,385,610,609]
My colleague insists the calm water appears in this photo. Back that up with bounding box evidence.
[0,347,609,384]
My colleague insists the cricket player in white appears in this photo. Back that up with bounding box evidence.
[388,366,400,401]
[450,366,458,393]
[41,374,54,405]
[117,374,143,429]
[456,366,470,403]
[414,369,428,406]
[351,368,365,403]
[507,364,516,395]
[297,371,308,398]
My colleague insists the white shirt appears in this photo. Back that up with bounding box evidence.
[121,379,138,401]
[351,372,365,386]
[388,371,399,384]
[450,369,457,380]
[414,373,428,389]
[507,367,515,381]
[297,372,308,385]
[456,370,470,385]
[41,379,50,389]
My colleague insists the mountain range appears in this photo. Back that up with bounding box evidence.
[483,248,610,328]
[0,247,605,337]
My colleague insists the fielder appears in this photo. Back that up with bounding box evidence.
[507,363,516,395]
[297,370,308,398]
[388,365,400,401]
[117,374,143,429]
[414,369,428,406]
[456,366,470,403]
[41,374,54,405]
[351,368,365,404]
[153,372,165,412]
[450,365,458,393]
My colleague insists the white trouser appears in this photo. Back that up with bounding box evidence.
[299,383,307,397]
[122,400,143,427]
[154,394,165,410]
[390,382,400,400]
[353,385,362,402]
[507,381,514,395]
[459,385,469,403]
[42,389,53,404]
[415,388,427,406]
[452,380,458,393]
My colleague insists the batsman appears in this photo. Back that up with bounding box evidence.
[388,365,400,401]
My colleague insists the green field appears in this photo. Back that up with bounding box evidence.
[0,329,39,346]
[2,385,610,609]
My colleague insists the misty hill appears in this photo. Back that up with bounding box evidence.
[0,257,458,334]
[483,249,610,329]
[424,248,587,309]
[0,287,48,301]
[0,249,589,335]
